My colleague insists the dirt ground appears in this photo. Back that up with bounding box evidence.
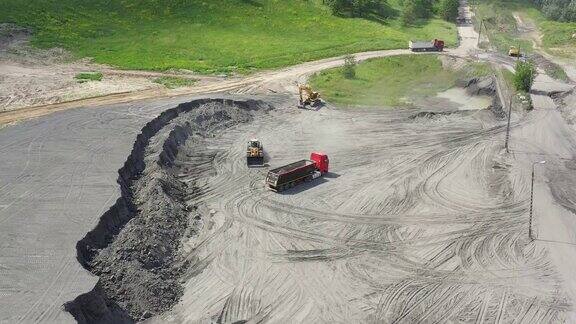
[65,98,276,322]
[56,70,571,323]
[0,24,203,113]
[4,0,576,322]
[152,96,547,323]
[66,2,576,320]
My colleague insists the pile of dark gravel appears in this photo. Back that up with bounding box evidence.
[65,98,272,323]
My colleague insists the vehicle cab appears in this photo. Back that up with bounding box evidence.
[310,152,329,174]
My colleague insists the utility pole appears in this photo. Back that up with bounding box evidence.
[529,161,546,241]
[477,19,483,47]
[505,95,512,153]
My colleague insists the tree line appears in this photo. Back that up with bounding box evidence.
[324,0,390,18]
[400,0,459,25]
[324,0,460,25]
[531,0,576,22]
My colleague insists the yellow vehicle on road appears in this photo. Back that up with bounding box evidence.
[508,46,520,57]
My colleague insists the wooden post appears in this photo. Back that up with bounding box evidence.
[477,19,483,47]
[505,96,512,153]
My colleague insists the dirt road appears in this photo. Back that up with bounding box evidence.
[479,10,576,314]
[0,49,415,126]
[507,74,576,322]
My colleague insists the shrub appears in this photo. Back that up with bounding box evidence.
[401,0,417,25]
[325,0,392,18]
[401,0,434,25]
[513,61,536,92]
[439,0,459,22]
[153,76,196,89]
[343,54,357,79]
[75,72,103,82]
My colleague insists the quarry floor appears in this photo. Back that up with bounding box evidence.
[2,71,576,322]
[3,0,576,322]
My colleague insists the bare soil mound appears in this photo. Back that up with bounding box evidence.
[459,76,506,118]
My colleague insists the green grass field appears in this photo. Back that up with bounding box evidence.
[309,55,461,107]
[0,0,456,73]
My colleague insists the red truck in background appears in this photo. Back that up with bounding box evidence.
[266,152,329,192]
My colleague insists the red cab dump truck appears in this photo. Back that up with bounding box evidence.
[409,39,445,52]
[266,152,329,192]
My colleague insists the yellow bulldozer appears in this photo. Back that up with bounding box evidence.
[246,138,264,166]
[298,84,321,109]
[508,46,520,57]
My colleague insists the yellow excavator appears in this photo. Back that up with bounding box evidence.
[246,138,264,166]
[298,84,321,109]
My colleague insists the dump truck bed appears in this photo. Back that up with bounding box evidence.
[409,41,434,49]
[269,159,315,176]
[266,159,317,191]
